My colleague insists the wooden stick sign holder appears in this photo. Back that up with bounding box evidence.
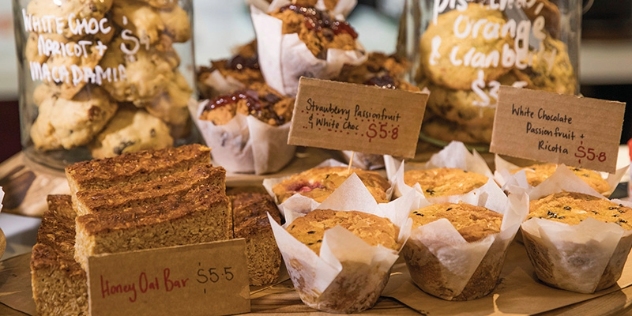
[288,78,429,159]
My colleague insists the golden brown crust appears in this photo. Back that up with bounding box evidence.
[31,195,84,276]
[513,163,610,195]
[232,193,282,238]
[404,168,488,198]
[286,209,400,254]
[76,184,228,235]
[272,166,390,203]
[74,165,225,215]
[31,195,88,316]
[410,203,502,242]
[230,192,283,286]
[527,191,632,229]
[65,143,211,195]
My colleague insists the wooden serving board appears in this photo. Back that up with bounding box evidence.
[3,242,632,315]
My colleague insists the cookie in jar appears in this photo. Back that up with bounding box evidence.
[399,0,580,146]
[13,0,197,169]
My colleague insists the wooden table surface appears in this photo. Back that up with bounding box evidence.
[2,149,632,315]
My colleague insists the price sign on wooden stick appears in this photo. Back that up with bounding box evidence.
[288,78,428,158]
[491,86,625,173]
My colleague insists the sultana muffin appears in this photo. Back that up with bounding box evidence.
[403,202,506,300]
[283,209,401,313]
[522,191,632,293]
[272,166,391,203]
[513,163,610,195]
[198,82,294,126]
[404,168,489,198]
[270,4,358,59]
[287,209,401,254]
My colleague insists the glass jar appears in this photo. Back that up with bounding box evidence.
[12,0,197,169]
[398,0,582,149]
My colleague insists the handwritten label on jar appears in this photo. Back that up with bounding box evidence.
[421,1,576,108]
[490,86,625,173]
[87,239,250,316]
[288,78,428,158]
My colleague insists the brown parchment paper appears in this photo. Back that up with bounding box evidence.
[383,241,632,316]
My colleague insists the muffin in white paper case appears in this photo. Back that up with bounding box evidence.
[263,159,393,218]
[194,100,296,174]
[385,141,494,199]
[494,155,627,197]
[402,182,529,300]
[268,174,416,313]
[515,169,632,293]
[251,0,366,96]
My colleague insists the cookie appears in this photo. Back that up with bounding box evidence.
[26,0,113,41]
[270,4,358,59]
[89,107,174,159]
[30,85,118,151]
[523,0,561,38]
[515,35,577,95]
[111,1,165,45]
[158,4,192,43]
[99,37,177,105]
[144,71,193,138]
[419,3,513,90]
[199,82,294,126]
[420,70,521,127]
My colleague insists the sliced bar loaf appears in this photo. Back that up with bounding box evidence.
[31,195,88,316]
[230,192,283,286]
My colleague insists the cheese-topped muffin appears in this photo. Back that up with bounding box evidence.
[272,166,390,203]
[286,209,400,254]
[410,202,502,242]
[514,163,610,195]
[404,168,488,198]
[404,202,506,301]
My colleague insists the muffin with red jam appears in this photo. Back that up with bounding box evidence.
[199,82,294,127]
[270,4,358,59]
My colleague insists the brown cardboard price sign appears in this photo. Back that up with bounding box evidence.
[87,239,250,316]
[491,86,625,173]
[288,78,428,158]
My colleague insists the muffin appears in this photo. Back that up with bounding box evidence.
[199,82,294,127]
[270,4,358,59]
[403,202,509,300]
[196,40,263,100]
[334,52,419,92]
[404,168,489,198]
[513,163,610,195]
[282,209,402,313]
[272,166,391,203]
[287,209,401,253]
[522,191,632,293]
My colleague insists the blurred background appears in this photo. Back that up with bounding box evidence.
[1,0,631,163]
